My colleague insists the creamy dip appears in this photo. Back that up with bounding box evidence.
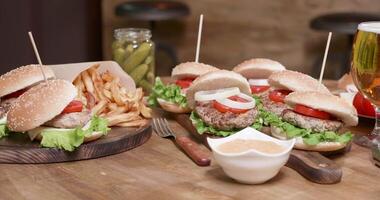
[218,139,284,154]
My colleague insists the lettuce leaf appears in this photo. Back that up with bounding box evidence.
[148,77,187,108]
[40,116,110,151]
[253,106,353,146]
[0,124,8,139]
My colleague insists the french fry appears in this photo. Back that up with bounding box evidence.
[82,70,95,96]
[111,79,124,106]
[101,71,113,82]
[103,89,113,100]
[140,103,152,118]
[115,119,149,127]
[91,100,107,115]
[106,111,140,126]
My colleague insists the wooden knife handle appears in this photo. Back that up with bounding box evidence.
[175,136,211,167]
[286,150,342,184]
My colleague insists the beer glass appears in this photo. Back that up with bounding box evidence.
[351,22,380,164]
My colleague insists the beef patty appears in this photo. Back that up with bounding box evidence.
[45,110,91,129]
[0,98,18,118]
[259,91,290,116]
[195,102,258,131]
[282,109,343,132]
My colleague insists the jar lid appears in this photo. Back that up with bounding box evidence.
[114,28,152,40]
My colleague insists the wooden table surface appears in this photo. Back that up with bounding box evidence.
[0,81,379,200]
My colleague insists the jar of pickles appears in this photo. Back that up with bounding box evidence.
[112,28,155,92]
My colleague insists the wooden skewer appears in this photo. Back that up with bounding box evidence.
[28,31,47,82]
[318,32,332,84]
[195,14,204,63]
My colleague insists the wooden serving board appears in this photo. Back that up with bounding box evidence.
[173,114,343,184]
[0,125,152,164]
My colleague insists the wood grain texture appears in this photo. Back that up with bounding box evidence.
[0,125,152,164]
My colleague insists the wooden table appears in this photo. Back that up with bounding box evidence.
[0,81,379,200]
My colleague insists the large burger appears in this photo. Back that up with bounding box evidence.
[7,79,109,151]
[233,58,286,94]
[270,91,357,151]
[149,62,219,113]
[187,70,257,136]
[0,65,55,138]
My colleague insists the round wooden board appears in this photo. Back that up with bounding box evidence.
[0,124,152,164]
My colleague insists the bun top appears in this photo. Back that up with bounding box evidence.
[284,91,358,126]
[0,65,55,98]
[171,62,219,79]
[7,79,77,132]
[186,70,251,109]
[233,58,286,79]
[268,70,330,94]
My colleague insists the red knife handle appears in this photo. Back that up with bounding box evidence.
[176,136,211,166]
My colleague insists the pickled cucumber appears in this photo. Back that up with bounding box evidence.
[144,56,153,65]
[139,79,152,93]
[112,41,124,50]
[123,43,151,73]
[114,48,126,64]
[129,64,149,83]
[146,72,155,83]
[125,44,134,58]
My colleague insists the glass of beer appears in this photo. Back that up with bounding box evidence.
[351,22,380,162]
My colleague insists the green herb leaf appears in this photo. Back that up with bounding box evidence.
[148,77,188,108]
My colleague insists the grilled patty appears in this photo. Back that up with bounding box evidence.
[282,109,343,132]
[259,91,290,116]
[0,98,17,118]
[195,102,258,131]
[45,110,91,129]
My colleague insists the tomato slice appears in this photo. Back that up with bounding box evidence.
[294,104,331,120]
[212,95,249,114]
[61,100,83,114]
[250,85,270,94]
[268,90,292,103]
[353,93,375,117]
[2,89,27,100]
[175,78,194,89]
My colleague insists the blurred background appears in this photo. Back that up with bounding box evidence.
[1,0,380,79]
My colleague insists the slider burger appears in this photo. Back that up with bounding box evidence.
[261,70,331,116]
[187,70,257,136]
[271,91,357,151]
[233,58,285,94]
[0,65,55,138]
[149,62,219,113]
[7,79,109,151]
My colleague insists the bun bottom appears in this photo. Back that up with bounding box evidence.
[157,98,191,114]
[270,126,346,152]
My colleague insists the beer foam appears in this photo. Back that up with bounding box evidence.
[358,22,380,34]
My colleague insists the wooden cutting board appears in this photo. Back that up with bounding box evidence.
[173,114,345,184]
[0,124,152,164]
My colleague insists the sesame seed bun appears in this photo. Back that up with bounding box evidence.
[0,65,55,98]
[271,126,347,152]
[268,70,330,94]
[171,62,219,79]
[7,80,77,132]
[284,91,358,126]
[186,70,251,109]
[233,58,286,79]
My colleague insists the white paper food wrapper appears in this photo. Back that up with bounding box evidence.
[48,61,136,92]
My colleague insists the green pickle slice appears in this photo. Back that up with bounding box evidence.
[123,42,151,73]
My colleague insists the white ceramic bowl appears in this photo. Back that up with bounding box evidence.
[207,127,295,184]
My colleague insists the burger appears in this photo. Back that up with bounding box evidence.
[233,58,286,94]
[148,62,219,113]
[260,70,331,116]
[7,79,109,151]
[187,70,258,136]
[0,65,55,138]
[270,91,357,151]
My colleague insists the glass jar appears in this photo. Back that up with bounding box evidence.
[112,28,155,93]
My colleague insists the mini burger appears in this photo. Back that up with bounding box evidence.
[270,91,357,152]
[233,58,286,94]
[260,70,331,116]
[187,70,257,136]
[7,79,109,151]
[148,62,219,113]
[0,65,55,138]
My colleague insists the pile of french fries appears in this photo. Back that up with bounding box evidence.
[73,64,152,127]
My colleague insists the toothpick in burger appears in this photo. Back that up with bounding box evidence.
[187,70,258,136]
[7,79,109,151]
[233,58,286,94]
[270,91,357,151]
[148,62,219,113]
[0,64,55,138]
